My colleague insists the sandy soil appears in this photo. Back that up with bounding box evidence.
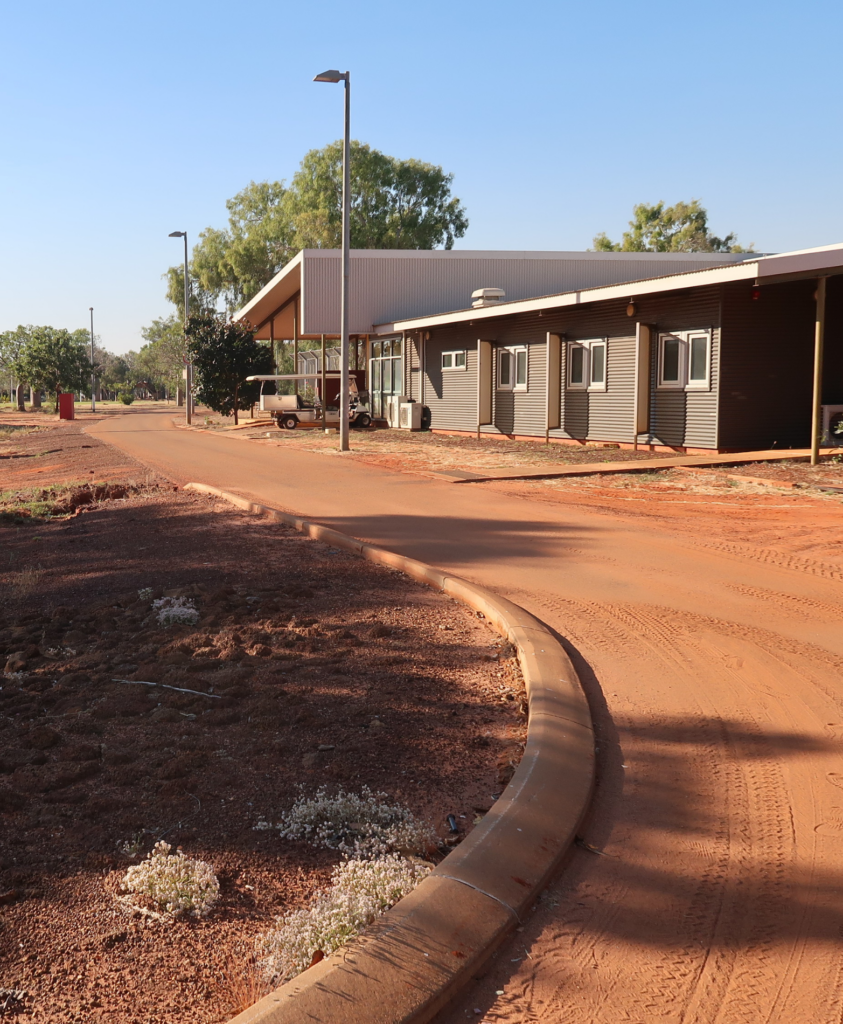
[193,417,674,475]
[84,410,843,1024]
[435,473,843,1024]
[0,417,149,490]
[0,442,525,1022]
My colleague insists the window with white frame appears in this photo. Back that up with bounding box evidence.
[566,339,607,391]
[441,350,466,370]
[658,331,711,390]
[497,345,528,391]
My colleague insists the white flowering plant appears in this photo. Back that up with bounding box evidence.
[120,841,219,919]
[276,786,436,858]
[259,855,431,983]
[137,587,153,601]
[152,596,200,627]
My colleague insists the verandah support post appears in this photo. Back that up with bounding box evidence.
[811,276,827,466]
[321,333,327,431]
[293,299,299,397]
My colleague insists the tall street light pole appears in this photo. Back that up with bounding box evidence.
[169,230,191,424]
[89,307,96,412]
[314,68,351,452]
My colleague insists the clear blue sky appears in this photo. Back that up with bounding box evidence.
[2,0,841,354]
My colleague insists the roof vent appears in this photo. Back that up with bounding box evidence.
[471,287,506,308]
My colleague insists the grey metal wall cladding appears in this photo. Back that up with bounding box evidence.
[719,278,836,450]
[423,336,478,432]
[492,343,547,436]
[421,286,723,447]
[300,251,751,335]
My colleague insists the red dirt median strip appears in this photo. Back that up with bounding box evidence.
[183,483,595,1024]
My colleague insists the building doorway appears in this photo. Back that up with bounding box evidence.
[369,337,403,419]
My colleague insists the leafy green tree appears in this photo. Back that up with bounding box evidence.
[171,142,469,311]
[0,326,32,408]
[15,327,90,409]
[138,315,188,398]
[288,141,468,252]
[593,200,752,253]
[97,349,136,399]
[186,314,273,424]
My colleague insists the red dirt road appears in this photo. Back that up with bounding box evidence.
[89,411,843,1024]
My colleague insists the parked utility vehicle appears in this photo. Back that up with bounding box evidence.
[246,374,372,430]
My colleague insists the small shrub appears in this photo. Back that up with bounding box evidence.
[119,390,135,405]
[259,855,431,983]
[153,596,200,626]
[121,841,219,919]
[276,786,435,858]
[137,587,153,601]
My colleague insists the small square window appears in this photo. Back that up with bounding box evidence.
[567,340,607,391]
[658,331,711,390]
[497,346,528,391]
[442,350,466,371]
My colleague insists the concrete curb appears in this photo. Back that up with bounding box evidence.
[184,482,595,1024]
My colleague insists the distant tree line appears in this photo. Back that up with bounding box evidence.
[0,321,189,410]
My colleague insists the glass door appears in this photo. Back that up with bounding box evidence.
[369,338,403,419]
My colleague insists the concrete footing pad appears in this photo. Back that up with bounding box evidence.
[184,483,595,1024]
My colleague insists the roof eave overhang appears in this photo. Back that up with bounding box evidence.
[233,251,304,333]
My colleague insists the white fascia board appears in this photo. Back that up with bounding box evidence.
[756,243,843,278]
[233,251,304,323]
[300,248,753,263]
[381,261,761,333]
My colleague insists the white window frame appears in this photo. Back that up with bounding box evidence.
[497,345,528,392]
[441,349,467,371]
[658,330,712,391]
[566,339,608,392]
[686,332,711,390]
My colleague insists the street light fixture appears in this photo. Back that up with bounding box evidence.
[89,307,95,413]
[313,68,351,452]
[169,230,191,423]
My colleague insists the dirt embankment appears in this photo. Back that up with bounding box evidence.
[0,469,525,1021]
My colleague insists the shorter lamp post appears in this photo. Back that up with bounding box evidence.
[169,230,191,424]
[89,307,96,412]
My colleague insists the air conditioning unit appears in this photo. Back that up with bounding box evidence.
[399,401,423,431]
[822,405,843,445]
[385,395,408,428]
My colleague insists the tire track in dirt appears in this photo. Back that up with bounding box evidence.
[695,540,843,583]
[440,587,841,1024]
[723,583,841,623]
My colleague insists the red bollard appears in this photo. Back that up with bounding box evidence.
[58,393,75,420]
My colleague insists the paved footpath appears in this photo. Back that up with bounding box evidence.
[90,411,843,1024]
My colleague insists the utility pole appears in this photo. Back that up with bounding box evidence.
[89,307,96,412]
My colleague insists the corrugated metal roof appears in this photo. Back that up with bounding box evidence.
[233,248,754,338]
[384,242,843,332]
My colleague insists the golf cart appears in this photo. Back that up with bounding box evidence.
[246,373,373,431]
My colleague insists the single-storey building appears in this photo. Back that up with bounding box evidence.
[234,248,753,421]
[375,243,843,453]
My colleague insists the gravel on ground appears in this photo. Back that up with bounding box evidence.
[0,437,526,1023]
